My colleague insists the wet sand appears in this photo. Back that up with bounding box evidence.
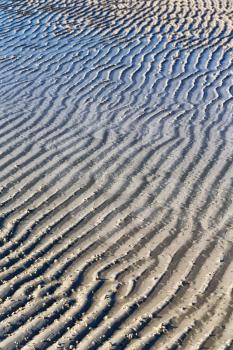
[0,0,233,348]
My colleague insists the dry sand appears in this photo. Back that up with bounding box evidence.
[0,0,233,348]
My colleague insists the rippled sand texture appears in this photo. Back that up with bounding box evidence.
[0,0,233,348]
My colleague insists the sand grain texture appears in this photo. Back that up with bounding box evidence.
[0,0,233,348]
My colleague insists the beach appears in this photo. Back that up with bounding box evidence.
[0,0,233,348]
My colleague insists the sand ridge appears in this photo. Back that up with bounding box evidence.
[0,0,233,348]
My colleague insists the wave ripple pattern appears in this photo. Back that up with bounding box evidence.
[0,0,233,349]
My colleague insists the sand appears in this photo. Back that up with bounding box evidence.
[0,0,233,348]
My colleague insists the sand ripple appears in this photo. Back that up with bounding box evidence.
[0,0,233,348]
